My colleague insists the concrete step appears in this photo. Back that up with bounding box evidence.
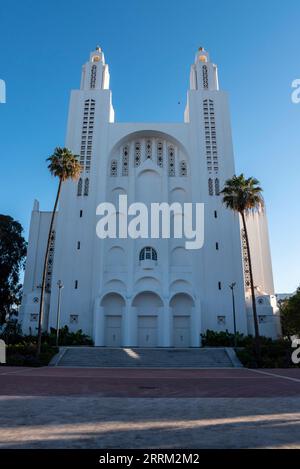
[51,347,242,368]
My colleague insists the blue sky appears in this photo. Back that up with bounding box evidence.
[0,0,299,293]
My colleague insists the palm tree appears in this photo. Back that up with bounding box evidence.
[36,147,81,355]
[221,174,264,364]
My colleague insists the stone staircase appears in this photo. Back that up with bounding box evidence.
[51,347,242,368]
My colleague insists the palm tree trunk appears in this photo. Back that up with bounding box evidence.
[241,211,261,365]
[36,180,62,356]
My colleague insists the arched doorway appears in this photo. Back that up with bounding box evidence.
[101,293,125,347]
[132,292,163,347]
[170,293,194,347]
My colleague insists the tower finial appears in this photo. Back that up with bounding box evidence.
[96,45,101,52]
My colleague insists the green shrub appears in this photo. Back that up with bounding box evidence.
[7,353,25,366]
[5,343,58,367]
[1,325,93,347]
[43,326,93,346]
[0,320,23,345]
[236,339,296,368]
[0,324,92,367]
[201,329,253,347]
[201,329,299,368]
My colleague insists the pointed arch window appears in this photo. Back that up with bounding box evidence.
[110,160,118,177]
[84,178,89,196]
[139,246,157,262]
[157,141,163,167]
[90,64,97,89]
[215,178,220,195]
[208,178,213,196]
[146,139,152,159]
[202,65,209,89]
[179,161,187,176]
[122,145,129,176]
[77,178,83,196]
[168,146,175,176]
[134,142,141,167]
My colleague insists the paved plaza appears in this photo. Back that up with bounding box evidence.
[0,367,299,448]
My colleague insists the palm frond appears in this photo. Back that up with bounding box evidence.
[46,147,81,182]
[220,174,264,214]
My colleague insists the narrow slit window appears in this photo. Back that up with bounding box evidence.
[77,178,83,196]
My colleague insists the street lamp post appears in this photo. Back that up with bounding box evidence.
[56,280,64,347]
[229,282,237,348]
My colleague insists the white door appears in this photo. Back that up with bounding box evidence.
[173,316,190,347]
[138,316,158,347]
[105,316,122,347]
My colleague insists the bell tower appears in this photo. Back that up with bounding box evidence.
[80,46,110,91]
[189,47,219,92]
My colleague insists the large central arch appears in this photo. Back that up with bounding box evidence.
[108,129,189,162]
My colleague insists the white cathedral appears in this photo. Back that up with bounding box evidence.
[19,47,281,347]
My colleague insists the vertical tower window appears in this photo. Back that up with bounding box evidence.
[77,178,83,196]
[46,231,55,292]
[84,178,89,196]
[145,139,152,159]
[204,99,218,174]
[216,242,219,250]
[157,141,163,167]
[208,178,213,196]
[134,142,141,167]
[241,229,251,289]
[79,210,83,218]
[77,241,81,250]
[122,145,129,176]
[214,210,218,218]
[218,281,222,290]
[90,64,97,89]
[110,160,118,177]
[80,99,95,173]
[202,65,209,89]
[215,178,220,196]
[168,146,175,176]
[75,280,78,289]
[179,161,187,176]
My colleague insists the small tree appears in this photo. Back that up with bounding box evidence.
[37,148,81,355]
[280,287,300,336]
[0,215,27,324]
[221,174,264,364]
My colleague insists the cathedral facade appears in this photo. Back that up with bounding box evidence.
[19,47,281,346]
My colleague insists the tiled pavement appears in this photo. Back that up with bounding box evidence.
[0,366,299,397]
[0,366,299,448]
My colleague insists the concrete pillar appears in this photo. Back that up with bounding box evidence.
[191,302,201,347]
[162,302,172,347]
[123,300,131,346]
[94,304,105,346]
